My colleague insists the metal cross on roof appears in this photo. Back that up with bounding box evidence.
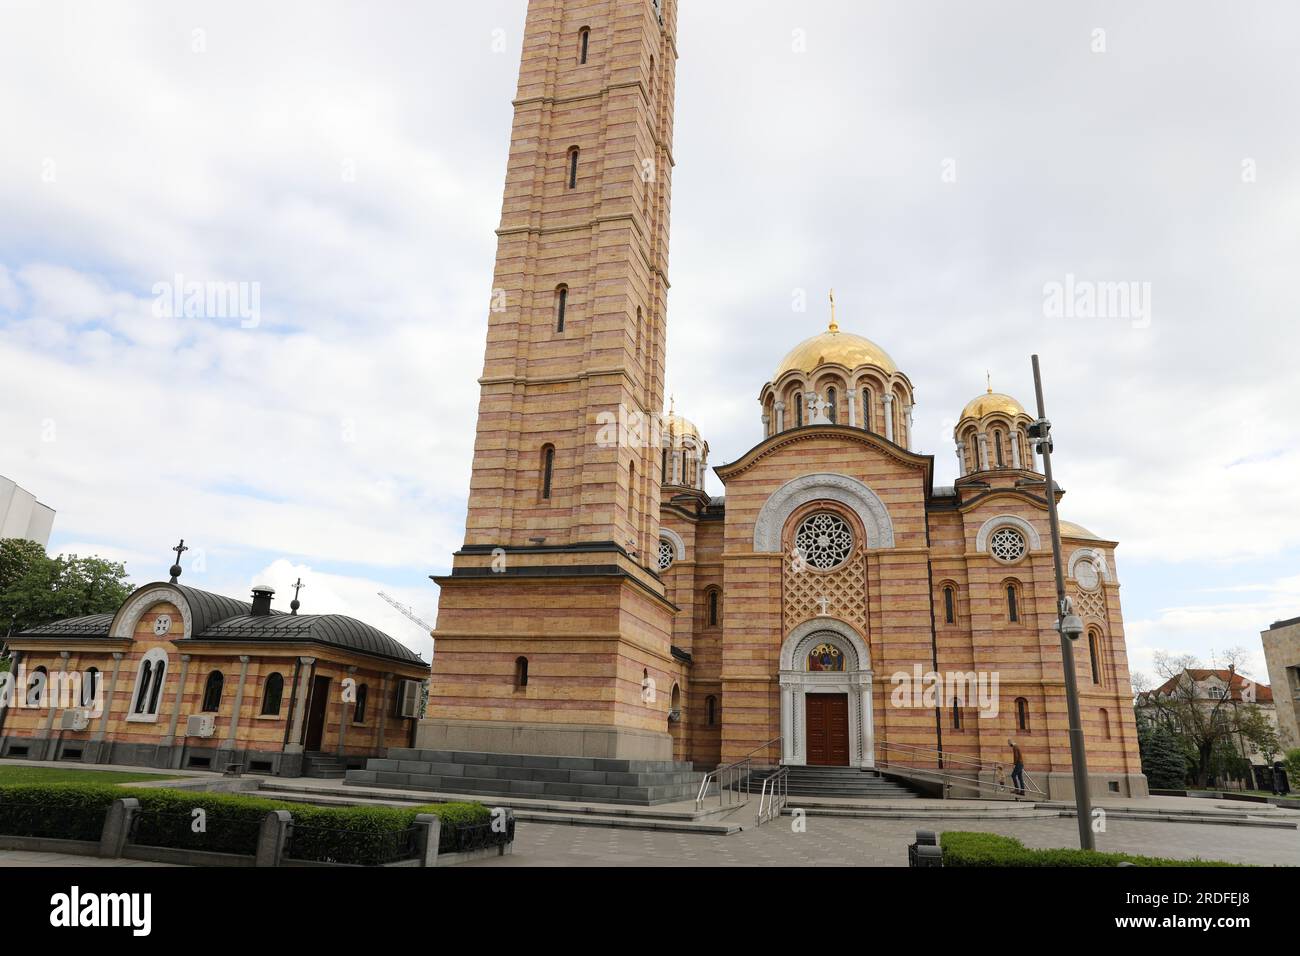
[168,539,189,584]
[290,577,307,615]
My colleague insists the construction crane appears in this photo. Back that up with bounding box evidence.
[377,591,435,718]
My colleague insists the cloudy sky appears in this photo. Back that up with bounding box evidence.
[1,0,1297,680]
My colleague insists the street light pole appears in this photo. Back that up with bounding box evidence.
[1030,354,1096,851]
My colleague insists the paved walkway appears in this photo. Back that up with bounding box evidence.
[465,810,1300,867]
[0,851,174,867]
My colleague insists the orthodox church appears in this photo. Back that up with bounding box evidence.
[419,0,1145,799]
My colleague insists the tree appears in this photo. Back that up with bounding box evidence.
[0,538,48,594]
[1137,714,1189,790]
[0,542,133,638]
[1139,648,1275,789]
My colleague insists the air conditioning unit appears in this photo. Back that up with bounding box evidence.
[60,709,91,731]
[186,714,216,738]
[396,680,421,718]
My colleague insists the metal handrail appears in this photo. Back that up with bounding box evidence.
[695,735,782,810]
[756,766,789,826]
[877,740,1046,798]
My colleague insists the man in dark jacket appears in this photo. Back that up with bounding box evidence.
[1008,738,1026,797]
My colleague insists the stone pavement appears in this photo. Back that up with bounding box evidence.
[464,812,1300,867]
[0,851,174,867]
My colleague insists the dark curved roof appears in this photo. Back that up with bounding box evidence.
[17,614,113,638]
[11,582,425,667]
[170,584,253,637]
[194,613,425,665]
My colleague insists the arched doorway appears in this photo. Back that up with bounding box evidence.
[778,620,874,768]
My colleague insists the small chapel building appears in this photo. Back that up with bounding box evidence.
[0,557,428,777]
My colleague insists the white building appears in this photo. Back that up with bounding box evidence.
[0,475,55,546]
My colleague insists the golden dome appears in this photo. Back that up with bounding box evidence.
[666,413,701,441]
[1059,520,1100,540]
[774,321,898,380]
[960,389,1027,421]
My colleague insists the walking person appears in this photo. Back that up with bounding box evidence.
[1007,738,1026,797]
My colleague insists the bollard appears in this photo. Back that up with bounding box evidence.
[99,798,139,859]
[255,810,292,867]
[414,813,443,867]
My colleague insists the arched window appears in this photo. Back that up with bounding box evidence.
[628,461,637,534]
[201,670,224,713]
[130,649,168,719]
[942,585,956,625]
[825,386,838,423]
[649,55,655,98]
[541,444,555,500]
[994,429,1005,467]
[794,395,804,428]
[1015,697,1030,732]
[578,26,590,64]
[708,588,720,627]
[636,306,643,356]
[515,657,529,689]
[1099,708,1112,740]
[951,698,962,730]
[1088,630,1103,685]
[661,446,668,481]
[82,667,99,708]
[354,683,368,723]
[706,695,717,726]
[261,673,284,716]
[567,146,580,189]
[969,434,979,471]
[27,666,48,708]
[1006,583,1020,623]
[555,285,568,332]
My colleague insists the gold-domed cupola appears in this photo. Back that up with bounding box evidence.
[661,398,709,491]
[954,378,1037,476]
[759,292,916,448]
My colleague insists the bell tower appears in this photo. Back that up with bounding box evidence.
[421,0,682,761]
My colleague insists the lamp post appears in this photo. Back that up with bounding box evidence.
[1028,354,1095,851]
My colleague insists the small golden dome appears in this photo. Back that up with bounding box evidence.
[774,321,898,380]
[666,413,701,441]
[960,389,1027,421]
[1059,520,1100,540]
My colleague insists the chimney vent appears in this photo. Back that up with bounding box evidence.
[250,585,275,617]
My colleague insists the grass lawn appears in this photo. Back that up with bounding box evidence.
[0,765,181,786]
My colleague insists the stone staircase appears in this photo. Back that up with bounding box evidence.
[743,765,923,799]
[302,752,348,779]
[345,748,705,806]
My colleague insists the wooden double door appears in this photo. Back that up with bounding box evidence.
[806,693,850,766]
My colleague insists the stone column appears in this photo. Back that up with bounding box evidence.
[774,401,785,432]
[805,391,817,425]
[846,388,858,427]
[285,657,316,753]
[337,666,358,756]
[882,393,895,442]
[977,432,989,470]
[672,450,682,486]
[955,441,966,477]
[697,451,708,490]
[168,654,191,769]
[1011,432,1023,469]
[761,412,770,437]
[779,680,794,765]
[93,651,124,746]
[41,651,70,759]
[904,403,914,450]
[224,655,251,748]
[860,675,876,769]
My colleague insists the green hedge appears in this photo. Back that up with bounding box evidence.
[0,782,492,865]
[940,831,1239,867]
[0,783,123,841]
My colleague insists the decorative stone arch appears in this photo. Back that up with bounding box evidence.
[110,585,192,641]
[754,473,895,552]
[974,514,1042,553]
[658,527,687,565]
[1068,547,1111,584]
[778,618,875,769]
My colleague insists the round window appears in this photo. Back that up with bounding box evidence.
[657,538,675,571]
[990,526,1028,563]
[1075,558,1100,590]
[793,512,854,570]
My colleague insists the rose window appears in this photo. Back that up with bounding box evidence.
[793,513,854,570]
[1075,559,1100,591]
[657,538,675,571]
[990,527,1028,563]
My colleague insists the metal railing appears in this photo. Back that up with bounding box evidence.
[756,767,789,826]
[876,741,1046,798]
[695,735,782,810]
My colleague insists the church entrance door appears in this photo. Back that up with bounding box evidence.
[806,693,849,766]
[304,675,331,751]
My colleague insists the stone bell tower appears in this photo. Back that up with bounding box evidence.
[421,0,682,760]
